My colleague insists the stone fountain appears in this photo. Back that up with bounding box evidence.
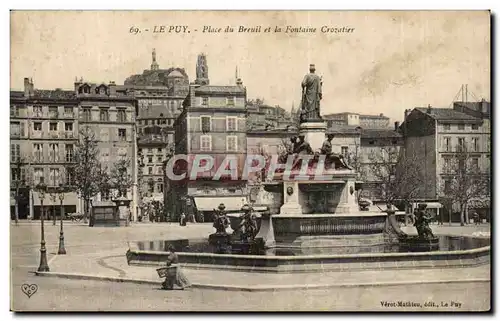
[125,64,490,272]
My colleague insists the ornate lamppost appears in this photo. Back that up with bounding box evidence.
[36,178,50,272]
[57,183,67,255]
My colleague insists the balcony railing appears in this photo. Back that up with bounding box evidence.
[49,111,59,118]
[64,131,75,139]
[63,112,74,118]
[49,131,59,139]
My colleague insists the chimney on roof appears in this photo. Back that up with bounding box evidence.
[379,113,384,117]
[404,109,411,120]
[109,81,116,96]
[427,104,432,114]
[394,121,400,131]
[23,77,34,97]
[480,98,489,113]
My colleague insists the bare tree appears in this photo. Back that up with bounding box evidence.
[441,145,490,226]
[367,146,424,207]
[72,127,106,222]
[109,158,133,198]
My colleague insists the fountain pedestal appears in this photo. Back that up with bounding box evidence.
[280,181,303,215]
[299,121,327,151]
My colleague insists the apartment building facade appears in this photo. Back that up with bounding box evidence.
[169,54,248,220]
[402,104,490,221]
[10,78,80,219]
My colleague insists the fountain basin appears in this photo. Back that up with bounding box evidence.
[126,235,490,273]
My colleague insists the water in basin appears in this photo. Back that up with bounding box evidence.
[134,235,490,256]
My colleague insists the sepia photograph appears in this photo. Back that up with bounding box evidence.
[9,10,491,312]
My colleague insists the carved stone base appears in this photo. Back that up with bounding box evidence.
[254,213,276,248]
[334,203,359,214]
[280,203,303,215]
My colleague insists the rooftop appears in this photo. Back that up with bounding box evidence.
[195,85,246,94]
[326,125,362,135]
[415,107,480,121]
[360,128,402,139]
[10,89,77,100]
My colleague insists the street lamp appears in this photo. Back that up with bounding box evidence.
[36,178,49,272]
[57,183,67,255]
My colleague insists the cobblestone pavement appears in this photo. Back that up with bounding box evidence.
[11,221,491,311]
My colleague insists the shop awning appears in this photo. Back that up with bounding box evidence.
[193,196,247,211]
[423,202,442,209]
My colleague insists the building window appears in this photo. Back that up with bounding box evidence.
[443,157,451,173]
[49,168,60,186]
[64,107,73,117]
[200,135,212,151]
[65,144,74,162]
[457,137,466,152]
[443,124,450,131]
[227,97,235,106]
[117,109,126,122]
[48,144,59,162]
[472,124,479,130]
[99,108,109,122]
[201,116,211,133]
[10,144,20,163]
[33,122,42,131]
[49,106,58,118]
[472,137,479,152]
[34,168,44,185]
[148,156,153,163]
[65,122,73,131]
[83,108,92,121]
[10,122,20,137]
[10,105,17,117]
[226,117,237,131]
[157,156,162,162]
[157,148,163,153]
[158,183,164,193]
[341,146,348,157]
[471,158,479,171]
[201,97,208,106]
[369,140,375,145]
[66,167,74,185]
[226,136,238,152]
[148,167,153,175]
[118,129,127,141]
[444,137,451,152]
[33,106,43,117]
[458,124,465,130]
[33,143,43,162]
[49,122,58,131]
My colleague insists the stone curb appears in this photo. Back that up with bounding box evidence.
[34,271,490,292]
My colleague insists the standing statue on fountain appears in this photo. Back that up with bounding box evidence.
[300,64,323,123]
[414,204,435,240]
[213,203,230,234]
[238,204,258,242]
[320,134,353,170]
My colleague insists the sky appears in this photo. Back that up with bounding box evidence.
[10,10,490,122]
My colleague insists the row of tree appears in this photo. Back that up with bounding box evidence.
[12,127,133,224]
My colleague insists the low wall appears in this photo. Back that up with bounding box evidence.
[126,243,490,273]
